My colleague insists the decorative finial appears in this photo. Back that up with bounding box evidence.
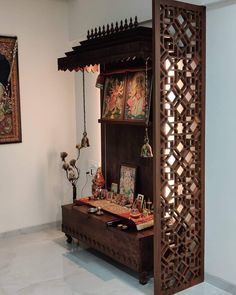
[94,27,98,38]
[124,18,128,30]
[111,23,114,34]
[129,17,133,29]
[102,25,106,36]
[115,21,119,32]
[106,24,110,35]
[98,26,101,37]
[87,17,139,40]
[120,20,124,30]
[87,30,90,39]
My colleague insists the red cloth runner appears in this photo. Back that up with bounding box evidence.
[77,197,154,230]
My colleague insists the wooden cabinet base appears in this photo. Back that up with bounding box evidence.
[62,204,154,284]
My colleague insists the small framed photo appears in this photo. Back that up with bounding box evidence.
[110,182,118,194]
[119,164,137,205]
[102,73,126,120]
[124,70,152,122]
[136,194,144,211]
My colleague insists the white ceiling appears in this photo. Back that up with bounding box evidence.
[178,0,236,10]
[180,0,236,5]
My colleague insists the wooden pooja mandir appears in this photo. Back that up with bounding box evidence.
[58,1,205,294]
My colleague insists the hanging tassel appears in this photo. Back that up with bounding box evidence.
[141,127,153,158]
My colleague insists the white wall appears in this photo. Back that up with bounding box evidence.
[74,71,101,197]
[0,0,76,234]
[205,2,236,285]
[68,0,152,41]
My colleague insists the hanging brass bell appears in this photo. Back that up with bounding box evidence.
[141,128,153,158]
[141,141,153,158]
[81,131,90,148]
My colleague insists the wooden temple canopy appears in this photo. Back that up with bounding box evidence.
[57,21,152,72]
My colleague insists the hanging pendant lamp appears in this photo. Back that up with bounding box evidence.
[81,70,90,148]
[141,58,153,158]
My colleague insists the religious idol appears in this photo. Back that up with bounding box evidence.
[92,167,105,198]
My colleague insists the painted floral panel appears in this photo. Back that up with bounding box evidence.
[124,71,151,121]
[102,74,125,120]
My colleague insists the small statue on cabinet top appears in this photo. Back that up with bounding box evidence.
[92,167,105,199]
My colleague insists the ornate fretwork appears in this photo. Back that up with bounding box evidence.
[87,17,138,40]
[62,224,139,270]
[158,1,205,293]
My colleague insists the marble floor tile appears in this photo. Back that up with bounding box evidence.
[176,282,232,295]
[0,227,232,295]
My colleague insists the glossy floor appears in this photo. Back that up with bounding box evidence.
[0,227,232,295]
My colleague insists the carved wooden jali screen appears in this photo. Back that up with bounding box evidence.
[153,0,205,294]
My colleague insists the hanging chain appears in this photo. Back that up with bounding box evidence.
[82,70,87,133]
[145,57,149,125]
[145,57,150,140]
[80,69,90,148]
[140,56,153,157]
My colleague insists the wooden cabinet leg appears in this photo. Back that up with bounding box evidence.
[139,271,148,285]
[65,234,72,244]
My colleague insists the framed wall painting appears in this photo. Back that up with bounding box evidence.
[119,163,137,205]
[124,70,152,122]
[102,74,126,120]
[0,36,21,144]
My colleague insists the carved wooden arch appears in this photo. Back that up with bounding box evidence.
[153,0,206,294]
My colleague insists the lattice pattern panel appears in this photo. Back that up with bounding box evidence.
[159,2,205,293]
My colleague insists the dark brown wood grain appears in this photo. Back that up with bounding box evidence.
[62,204,153,284]
[152,1,162,294]
[153,0,206,294]
[101,124,153,201]
[58,27,152,71]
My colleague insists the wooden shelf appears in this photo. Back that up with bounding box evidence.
[98,119,150,126]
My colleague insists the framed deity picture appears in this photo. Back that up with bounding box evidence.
[124,70,152,122]
[102,74,126,120]
[119,164,137,205]
[0,36,21,144]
